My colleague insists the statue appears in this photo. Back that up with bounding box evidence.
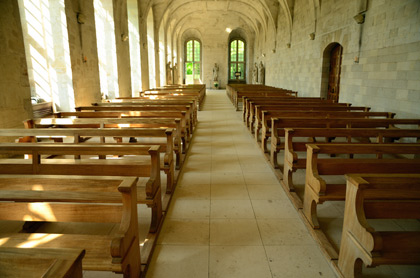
[258,61,265,85]
[173,63,179,85]
[166,62,173,85]
[213,63,219,81]
[252,62,258,84]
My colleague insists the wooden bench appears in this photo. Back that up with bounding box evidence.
[337,174,420,278]
[226,84,297,110]
[0,174,141,277]
[77,104,195,138]
[270,117,420,166]
[0,143,162,237]
[0,127,176,199]
[280,128,420,208]
[243,96,334,126]
[257,105,372,145]
[142,89,202,100]
[269,112,396,165]
[116,95,201,111]
[252,104,372,137]
[102,99,199,124]
[0,247,85,278]
[144,85,205,105]
[233,90,298,111]
[302,144,420,259]
[25,117,185,168]
[55,110,192,140]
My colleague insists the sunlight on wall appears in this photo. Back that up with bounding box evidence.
[18,0,74,111]
[147,9,156,89]
[94,0,119,99]
[127,0,142,96]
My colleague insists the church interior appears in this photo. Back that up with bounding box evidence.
[0,0,420,277]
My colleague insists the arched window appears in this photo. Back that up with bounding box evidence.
[229,39,246,83]
[184,39,201,84]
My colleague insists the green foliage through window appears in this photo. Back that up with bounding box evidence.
[229,39,246,81]
[185,39,201,84]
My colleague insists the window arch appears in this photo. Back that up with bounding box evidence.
[184,39,201,84]
[228,39,246,83]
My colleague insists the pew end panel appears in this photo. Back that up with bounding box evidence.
[0,175,142,277]
[303,143,420,231]
[337,174,420,278]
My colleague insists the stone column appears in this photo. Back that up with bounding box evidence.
[113,0,132,97]
[138,14,150,90]
[153,16,161,87]
[0,0,32,129]
[65,0,101,106]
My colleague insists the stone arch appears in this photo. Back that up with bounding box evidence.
[320,42,343,100]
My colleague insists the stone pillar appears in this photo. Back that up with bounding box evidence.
[0,0,32,129]
[138,14,150,90]
[154,19,161,87]
[113,0,132,97]
[65,0,101,106]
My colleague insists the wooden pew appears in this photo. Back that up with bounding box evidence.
[0,127,176,199]
[55,110,192,136]
[337,174,420,278]
[116,95,201,111]
[245,98,342,128]
[280,128,420,208]
[103,99,199,123]
[302,143,420,259]
[77,104,195,137]
[269,112,396,165]
[0,143,162,236]
[144,84,205,104]
[270,117,420,165]
[25,117,185,168]
[257,105,372,145]
[252,103,369,136]
[0,175,141,277]
[0,247,85,278]
[142,89,203,101]
[226,84,297,109]
[233,90,298,111]
[243,96,334,125]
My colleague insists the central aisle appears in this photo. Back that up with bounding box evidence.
[146,90,336,278]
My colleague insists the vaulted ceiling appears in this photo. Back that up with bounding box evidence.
[141,0,320,48]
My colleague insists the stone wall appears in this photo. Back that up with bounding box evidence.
[264,0,420,118]
[0,0,32,129]
[177,11,254,89]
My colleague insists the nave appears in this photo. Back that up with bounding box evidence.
[145,89,337,278]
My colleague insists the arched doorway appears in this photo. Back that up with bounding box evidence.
[320,43,343,102]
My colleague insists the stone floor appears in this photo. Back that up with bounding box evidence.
[143,89,336,278]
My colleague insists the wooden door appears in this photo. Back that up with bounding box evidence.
[327,44,343,102]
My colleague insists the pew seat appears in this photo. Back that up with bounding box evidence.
[0,175,141,277]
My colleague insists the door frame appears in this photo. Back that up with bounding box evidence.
[320,43,343,101]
